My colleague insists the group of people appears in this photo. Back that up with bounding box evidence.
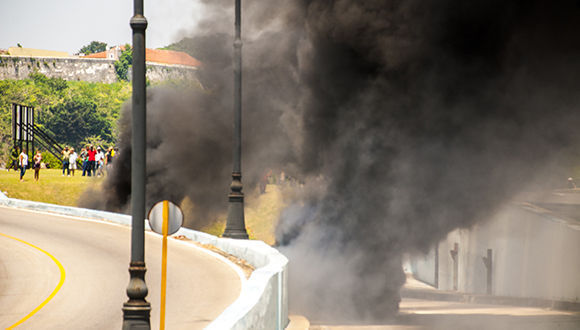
[61,145,116,177]
[9,144,117,182]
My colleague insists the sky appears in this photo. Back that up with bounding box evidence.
[0,0,205,54]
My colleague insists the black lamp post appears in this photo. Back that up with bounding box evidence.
[223,0,249,239]
[122,0,151,328]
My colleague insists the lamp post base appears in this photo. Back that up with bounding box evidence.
[223,173,249,239]
[223,196,249,239]
[122,261,151,329]
[122,305,151,330]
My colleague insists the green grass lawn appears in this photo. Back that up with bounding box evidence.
[0,168,283,244]
[201,184,284,245]
[0,168,103,206]
[245,185,284,245]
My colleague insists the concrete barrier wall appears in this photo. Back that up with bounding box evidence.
[177,229,289,330]
[0,195,289,329]
[410,203,580,302]
[409,246,437,287]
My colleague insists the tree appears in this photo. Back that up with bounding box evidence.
[79,41,107,55]
[162,37,216,62]
[0,74,130,162]
[81,135,108,149]
[114,44,132,81]
[43,97,114,148]
[29,72,67,92]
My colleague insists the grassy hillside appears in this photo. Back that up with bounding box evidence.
[0,168,103,206]
[201,184,284,245]
[0,169,282,244]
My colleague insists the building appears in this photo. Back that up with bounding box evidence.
[82,46,201,67]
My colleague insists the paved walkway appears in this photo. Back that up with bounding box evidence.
[307,276,580,330]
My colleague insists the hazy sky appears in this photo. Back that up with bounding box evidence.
[0,0,205,54]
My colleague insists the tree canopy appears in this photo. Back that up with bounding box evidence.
[162,37,214,62]
[0,73,131,158]
[114,44,132,81]
[43,98,113,148]
[79,41,107,55]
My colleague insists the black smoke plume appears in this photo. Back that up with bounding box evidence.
[82,0,580,322]
[80,0,303,226]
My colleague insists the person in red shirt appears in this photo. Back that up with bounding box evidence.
[87,145,97,177]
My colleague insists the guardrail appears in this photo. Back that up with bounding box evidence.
[0,194,289,329]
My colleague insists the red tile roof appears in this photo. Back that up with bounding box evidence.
[83,51,107,58]
[80,47,200,67]
[146,48,201,67]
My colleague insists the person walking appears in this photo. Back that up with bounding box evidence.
[80,147,88,176]
[69,148,78,176]
[8,146,18,171]
[87,145,96,177]
[33,150,42,181]
[95,147,104,176]
[19,149,28,182]
[105,147,114,172]
[62,147,70,176]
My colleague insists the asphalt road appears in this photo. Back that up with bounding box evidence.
[0,206,241,329]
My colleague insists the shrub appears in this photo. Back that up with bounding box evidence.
[41,151,61,169]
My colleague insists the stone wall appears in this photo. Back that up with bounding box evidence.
[0,55,198,83]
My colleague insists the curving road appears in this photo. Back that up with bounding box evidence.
[0,206,241,329]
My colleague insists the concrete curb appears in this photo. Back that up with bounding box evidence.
[175,228,289,330]
[0,195,289,329]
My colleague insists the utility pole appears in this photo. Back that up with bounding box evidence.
[122,0,151,327]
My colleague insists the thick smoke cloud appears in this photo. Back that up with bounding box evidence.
[81,0,303,226]
[82,0,580,322]
[278,0,580,321]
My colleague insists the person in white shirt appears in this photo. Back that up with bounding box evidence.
[18,149,28,182]
[69,148,78,176]
[95,147,105,176]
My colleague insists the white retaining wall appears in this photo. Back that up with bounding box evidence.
[0,195,289,329]
[410,203,580,302]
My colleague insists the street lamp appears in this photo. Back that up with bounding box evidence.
[223,0,249,239]
[122,0,151,327]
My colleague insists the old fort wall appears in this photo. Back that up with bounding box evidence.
[0,55,198,83]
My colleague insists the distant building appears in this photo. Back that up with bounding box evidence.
[0,45,200,83]
[8,47,70,58]
[81,46,123,60]
[82,46,201,67]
